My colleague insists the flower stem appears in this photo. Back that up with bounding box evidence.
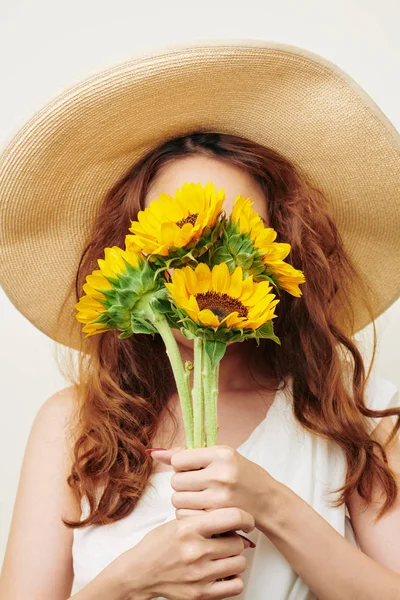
[192,338,205,447]
[148,310,194,448]
[200,348,205,447]
[203,348,220,447]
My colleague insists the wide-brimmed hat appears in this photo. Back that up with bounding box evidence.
[0,38,399,351]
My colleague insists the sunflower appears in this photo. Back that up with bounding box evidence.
[230,195,306,296]
[164,262,279,332]
[125,181,225,260]
[75,245,157,338]
[75,271,113,337]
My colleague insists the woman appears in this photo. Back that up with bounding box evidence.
[0,42,399,600]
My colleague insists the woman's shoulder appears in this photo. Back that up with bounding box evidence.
[36,385,81,464]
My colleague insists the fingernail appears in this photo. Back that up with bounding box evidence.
[237,533,256,548]
[145,447,167,455]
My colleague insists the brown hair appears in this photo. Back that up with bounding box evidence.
[58,131,400,528]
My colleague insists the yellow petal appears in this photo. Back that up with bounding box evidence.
[240,275,254,301]
[178,295,200,321]
[171,269,190,296]
[86,271,112,291]
[136,210,160,236]
[225,312,245,328]
[183,266,198,296]
[219,311,240,327]
[247,296,276,319]
[243,281,273,306]
[211,262,230,294]
[194,263,212,294]
[120,248,140,268]
[82,283,105,300]
[197,309,220,327]
[159,221,183,247]
[228,266,243,298]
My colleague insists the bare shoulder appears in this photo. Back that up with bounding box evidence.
[39,383,79,418]
[0,385,83,599]
[37,384,80,448]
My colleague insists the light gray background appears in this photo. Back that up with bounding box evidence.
[0,0,399,581]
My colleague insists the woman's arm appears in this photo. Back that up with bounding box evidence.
[259,465,400,600]
[0,387,131,600]
[68,554,147,600]
[0,387,152,600]
[347,415,400,572]
[0,388,81,599]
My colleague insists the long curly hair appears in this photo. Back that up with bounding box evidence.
[58,131,400,529]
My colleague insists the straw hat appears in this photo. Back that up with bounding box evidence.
[0,38,399,351]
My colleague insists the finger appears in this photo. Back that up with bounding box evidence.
[205,554,247,582]
[206,531,251,558]
[175,508,205,519]
[172,489,215,510]
[170,445,229,472]
[148,446,184,465]
[207,576,244,599]
[197,507,255,537]
[171,469,208,491]
[175,511,255,548]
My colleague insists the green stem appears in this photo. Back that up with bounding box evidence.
[192,338,205,448]
[200,347,205,448]
[203,349,220,447]
[148,310,194,449]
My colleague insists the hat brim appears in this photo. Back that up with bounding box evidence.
[0,38,399,350]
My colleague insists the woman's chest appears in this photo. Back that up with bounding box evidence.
[150,388,277,472]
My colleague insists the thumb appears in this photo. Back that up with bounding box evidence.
[145,446,184,465]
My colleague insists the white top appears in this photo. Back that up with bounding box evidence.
[72,372,399,599]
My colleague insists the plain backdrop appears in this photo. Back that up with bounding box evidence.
[0,0,399,586]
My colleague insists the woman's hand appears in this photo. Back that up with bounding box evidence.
[116,506,255,600]
[149,445,279,528]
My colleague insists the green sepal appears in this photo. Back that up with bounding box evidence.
[88,311,110,324]
[208,218,283,285]
[181,328,197,340]
[209,246,236,271]
[254,320,281,346]
[131,315,158,335]
[114,288,139,309]
[118,330,134,339]
[226,233,243,255]
[204,340,227,370]
[150,289,174,315]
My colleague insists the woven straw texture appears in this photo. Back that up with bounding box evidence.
[0,39,399,350]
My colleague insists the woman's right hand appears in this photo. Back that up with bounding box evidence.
[118,506,256,600]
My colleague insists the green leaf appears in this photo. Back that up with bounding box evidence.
[255,321,281,345]
[131,315,157,335]
[204,340,227,370]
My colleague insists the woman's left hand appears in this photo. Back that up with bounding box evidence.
[149,445,279,528]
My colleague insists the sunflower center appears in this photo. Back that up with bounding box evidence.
[195,291,248,320]
[176,213,198,227]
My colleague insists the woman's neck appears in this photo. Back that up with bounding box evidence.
[177,339,277,393]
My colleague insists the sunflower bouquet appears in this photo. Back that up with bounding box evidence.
[75,181,306,449]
